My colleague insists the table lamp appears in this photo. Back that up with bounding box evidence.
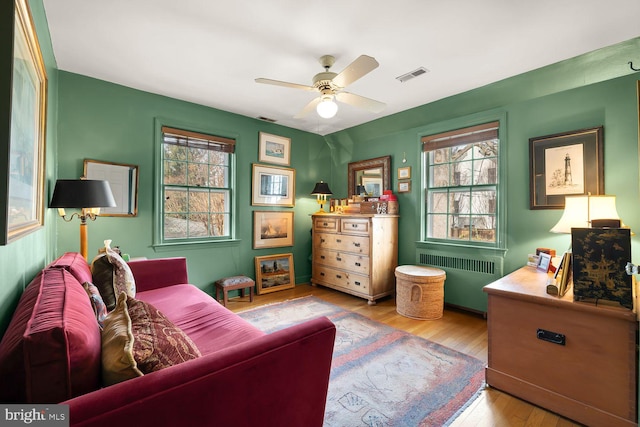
[550,194,623,233]
[50,179,116,260]
[311,181,332,214]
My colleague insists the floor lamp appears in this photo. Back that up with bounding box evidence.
[50,179,116,260]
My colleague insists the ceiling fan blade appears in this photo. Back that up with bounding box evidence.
[294,97,321,119]
[332,55,379,88]
[255,78,316,91]
[335,92,385,113]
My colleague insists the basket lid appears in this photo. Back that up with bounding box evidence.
[395,265,446,281]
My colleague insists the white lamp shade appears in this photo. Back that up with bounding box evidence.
[550,195,621,233]
[316,97,338,118]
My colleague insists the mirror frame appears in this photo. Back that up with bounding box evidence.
[348,155,391,198]
[83,159,139,217]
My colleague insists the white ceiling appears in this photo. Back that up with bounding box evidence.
[42,0,640,136]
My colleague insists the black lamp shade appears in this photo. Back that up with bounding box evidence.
[356,185,366,195]
[50,179,117,208]
[311,181,332,195]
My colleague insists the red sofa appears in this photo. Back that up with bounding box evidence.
[0,253,336,427]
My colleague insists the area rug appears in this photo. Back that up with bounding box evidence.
[237,296,485,427]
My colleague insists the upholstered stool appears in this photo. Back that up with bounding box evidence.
[214,276,255,307]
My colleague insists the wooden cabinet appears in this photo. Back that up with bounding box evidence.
[484,267,638,427]
[311,214,398,305]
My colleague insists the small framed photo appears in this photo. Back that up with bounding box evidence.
[253,211,294,249]
[255,253,295,295]
[252,164,296,207]
[397,166,411,180]
[537,252,552,272]
[398,180,411,193]
[259,132,291,166]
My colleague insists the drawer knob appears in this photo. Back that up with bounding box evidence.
[336,239,342,243]
[352,224,357,228]
[320,255,325,259]
[320,238,325,243]
[323,222,328,226]
[355,262,361,267]
[320,272,325,276]
[354,281,361,286]
[353,242,361,247]
[336,274,342,279]
[336,257,342,261]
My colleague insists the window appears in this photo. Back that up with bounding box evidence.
[423,121,499,245]
[161,126,234,242]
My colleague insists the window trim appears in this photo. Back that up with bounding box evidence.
[418,111,507,250]
[153,118,238,249]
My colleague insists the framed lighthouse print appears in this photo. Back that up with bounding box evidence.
[529,126,603,209]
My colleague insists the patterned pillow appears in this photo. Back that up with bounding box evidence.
[127,296,201,374]
[91,240,136,311]
[83,282,108,329]
[100,292,201,386]
[100,292,143,386]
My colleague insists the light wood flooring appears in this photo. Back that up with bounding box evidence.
[226,284,582,427]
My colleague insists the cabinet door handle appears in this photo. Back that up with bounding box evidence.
[355,262,361,267]
[353,242,361,247]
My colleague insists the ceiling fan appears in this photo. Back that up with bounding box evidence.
[255,54,386,119]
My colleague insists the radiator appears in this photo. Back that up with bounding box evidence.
[416,249,504,313]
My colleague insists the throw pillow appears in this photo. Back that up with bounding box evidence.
[83,282,108,329]
[91,240,136,311]
[101,292,143,386]
[127,296,201,374]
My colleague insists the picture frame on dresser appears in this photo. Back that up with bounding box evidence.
[529,126,603,209]
[251,164,295,207]
[2,0,48,245]
[255,253,295,294]
[252,211,294,249]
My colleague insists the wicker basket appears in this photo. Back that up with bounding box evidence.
[395,265,446,320]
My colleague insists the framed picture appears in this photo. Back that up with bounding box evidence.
[397,166,411,180]
[253,211,294,249]
[259,132,291,166]
[254,253,295,294]
[251,164,296,207]
[398,181,411,193]
[1,0,48,245]
[84,159,139,216]
[536,252,552,273]
[529,126,604,209]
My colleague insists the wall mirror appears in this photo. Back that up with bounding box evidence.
[348,155,391,197]
[84,159,139,216]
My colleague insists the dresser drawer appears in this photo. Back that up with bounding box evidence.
[313,265,370,293]
[313,217,338,232]
[314,232,369,254]
[340,217,370,235]
[313,248,370,275]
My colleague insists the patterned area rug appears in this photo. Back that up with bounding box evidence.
[237,296,485,427]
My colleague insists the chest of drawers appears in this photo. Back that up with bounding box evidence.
[311,214,398,305]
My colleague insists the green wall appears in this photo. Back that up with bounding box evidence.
[55,71,329,292]
[0,0,59,335]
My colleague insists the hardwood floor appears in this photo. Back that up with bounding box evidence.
[226,284,582,427]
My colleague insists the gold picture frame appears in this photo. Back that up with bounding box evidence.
[251,164,296,207]
[398,181,411,193]
[2,0,48,244]
[258,132,291,166]
[254,253,295,294]
[253,211,294,249]
[397,166,411,180]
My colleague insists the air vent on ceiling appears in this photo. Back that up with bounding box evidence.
[257,116,277,123]
[396,67,429,83]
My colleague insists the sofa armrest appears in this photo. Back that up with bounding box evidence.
[127,257,189,292]
[66,316,336,427]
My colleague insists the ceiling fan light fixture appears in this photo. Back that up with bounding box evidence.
[316,96,338,119]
